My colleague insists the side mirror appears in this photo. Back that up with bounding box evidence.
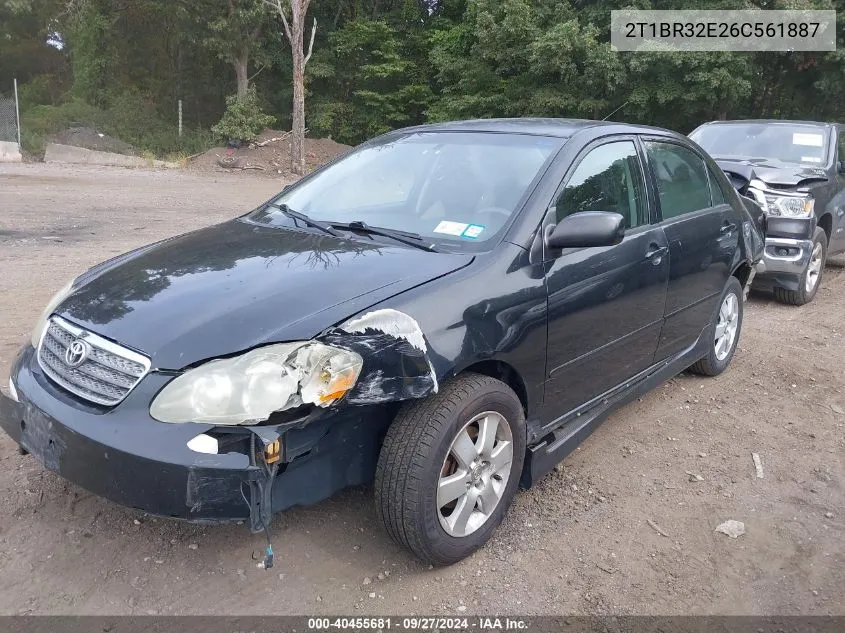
[838,160,845,174]
[546,211,626,250]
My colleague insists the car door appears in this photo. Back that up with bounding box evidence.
[542,138,669,423]
[643,139,739,361]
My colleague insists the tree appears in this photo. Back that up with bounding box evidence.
[309,19,433,144]
[203,0,272,99]
[265,0,317,175]
[11,0,845,165]
[0,0,67,92]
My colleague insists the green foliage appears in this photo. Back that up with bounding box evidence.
[6,0,845,159]
[20,94,214,157]
[528,20,625,119]
[17,74,65,109]
[67,0,118,107]
[211,87,276,143]
[429,0,625,121]
[624,51,754,131]
[202,0,273,65]
[106,91,216,155]
[309,19,433,144]
[21,98,106,154]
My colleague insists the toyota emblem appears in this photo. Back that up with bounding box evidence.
[65,339,89,367]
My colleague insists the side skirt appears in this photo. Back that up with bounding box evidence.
[521,328,711,488]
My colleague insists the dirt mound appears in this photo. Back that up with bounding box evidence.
[189,128,350,177]
[52,127,137,156]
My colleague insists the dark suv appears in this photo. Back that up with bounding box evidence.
[690,120,845,305]
[1,119,763,565]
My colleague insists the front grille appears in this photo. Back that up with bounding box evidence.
[37,316,150,406]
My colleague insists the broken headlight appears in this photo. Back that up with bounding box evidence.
[748,186,814,218]
[150,342,363,425]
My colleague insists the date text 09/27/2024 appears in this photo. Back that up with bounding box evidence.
[307,617,529,630]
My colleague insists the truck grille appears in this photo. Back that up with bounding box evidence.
[37,316,150,406]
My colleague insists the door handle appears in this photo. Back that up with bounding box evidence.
[720,222,737,234]
[645,245,668,264]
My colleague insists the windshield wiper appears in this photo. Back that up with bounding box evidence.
[330,220,438,252]
[266,203,344,238]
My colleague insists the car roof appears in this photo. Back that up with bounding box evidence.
[390,118,679,139]
[696,119,836,129]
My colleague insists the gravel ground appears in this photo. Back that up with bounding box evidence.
[0,163,843,616]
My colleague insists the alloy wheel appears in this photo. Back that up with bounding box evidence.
[714,293,739,361]
[805,242,824,293]
[437,411,514,537]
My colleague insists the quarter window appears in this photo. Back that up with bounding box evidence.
[645,142,712,219]
[555,141,647,229]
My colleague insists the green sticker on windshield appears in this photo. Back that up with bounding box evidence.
[462,224,485,240]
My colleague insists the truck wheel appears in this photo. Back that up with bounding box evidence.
[773,227,827,306]
[374,373,526,566]
[689,277,744,377]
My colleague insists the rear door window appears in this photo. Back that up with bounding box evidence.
[645,142,712,220]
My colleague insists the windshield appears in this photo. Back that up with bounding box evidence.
[249,132,564,247]
[690,123,830,167]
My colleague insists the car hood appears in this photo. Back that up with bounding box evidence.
[57,219,473,369]
[714,159,828,189]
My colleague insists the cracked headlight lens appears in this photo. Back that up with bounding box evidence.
[31,279,76,348]
[758,191,814,218]
[150,342,363,425]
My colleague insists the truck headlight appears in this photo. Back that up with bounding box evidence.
[749,187,814,218]
[31,279,76,348]
[765,195,814,217]
[150,342,363,425]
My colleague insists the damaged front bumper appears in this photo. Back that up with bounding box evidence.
[752,215,816,292]
[0,346,391,531]
[753,237,814,291]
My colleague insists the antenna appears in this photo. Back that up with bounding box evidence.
[602,101,629,121]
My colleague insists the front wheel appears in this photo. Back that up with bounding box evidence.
[773,227,827,306]
[374,373,526,566]
[689,276,744,377]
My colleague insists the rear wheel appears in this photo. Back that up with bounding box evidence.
[374,373,525,566]
[689,277,744,377]
[773,227,827,306]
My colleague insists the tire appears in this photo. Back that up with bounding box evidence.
[374,372,526,566]
[217,155,242,169]
[689,276,744,377]
[773,227,827,306]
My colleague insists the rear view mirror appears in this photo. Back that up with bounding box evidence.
[546,212,626,250]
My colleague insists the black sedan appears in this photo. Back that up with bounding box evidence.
[1,119,763,565]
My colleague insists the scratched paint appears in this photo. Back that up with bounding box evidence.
[340,309,428,353]
[324,309,439,404]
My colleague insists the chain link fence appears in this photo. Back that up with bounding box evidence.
[0,80,22,162]
[0,95,19,144]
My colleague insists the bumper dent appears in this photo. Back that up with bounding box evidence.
[1,385,256,522]
[755,236,813,279]
[1,346,391,528]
